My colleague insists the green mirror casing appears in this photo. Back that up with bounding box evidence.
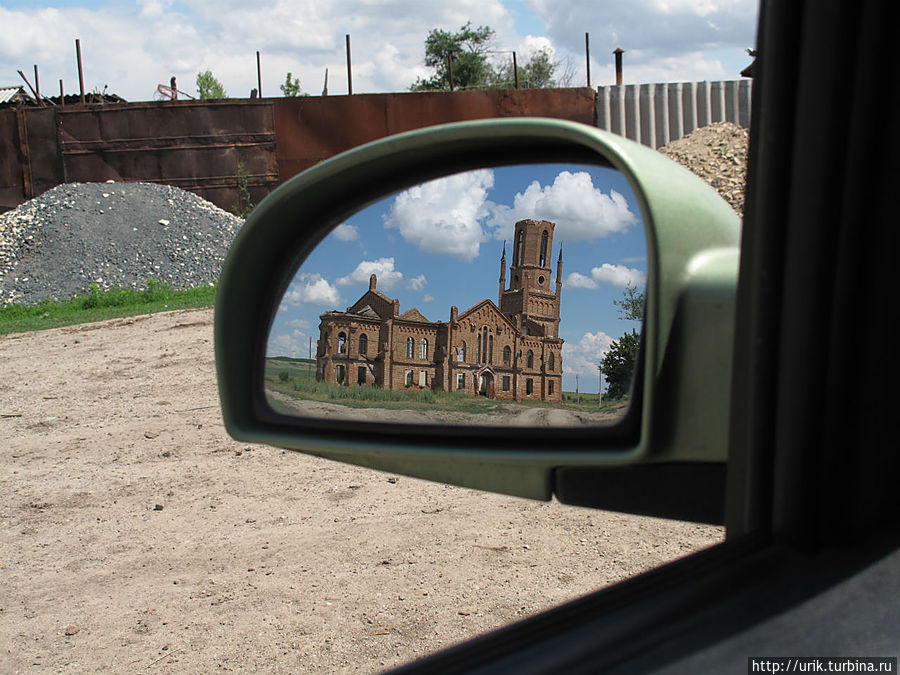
[215,118,739,516]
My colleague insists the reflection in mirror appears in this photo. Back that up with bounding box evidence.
[265,164,646,428]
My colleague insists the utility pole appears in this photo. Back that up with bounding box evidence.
[75,38,85,104]
[256,51,262,97]
[598,364,603,409]
[345,34,353,95]
[585,33,591,87]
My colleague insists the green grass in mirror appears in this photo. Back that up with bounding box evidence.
[264,358,628,425]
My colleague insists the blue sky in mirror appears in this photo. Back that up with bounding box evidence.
[0,1,757,101]
[267,164,645,394]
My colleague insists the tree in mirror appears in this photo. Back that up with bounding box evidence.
[265,164,646,427]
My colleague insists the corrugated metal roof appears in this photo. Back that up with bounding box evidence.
[0,85,27,104]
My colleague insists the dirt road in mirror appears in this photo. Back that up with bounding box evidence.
[1,308,722,673]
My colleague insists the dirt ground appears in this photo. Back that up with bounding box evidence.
[1,308,723,673]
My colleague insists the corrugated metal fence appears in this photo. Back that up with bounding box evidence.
[596,80,752,148]
[0,81,750,214]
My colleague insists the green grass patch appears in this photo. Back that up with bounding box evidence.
[264,358,626,415]
[0,279,217,335]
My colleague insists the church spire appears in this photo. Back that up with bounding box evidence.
[498,241,507,304]
[556,245,564,292]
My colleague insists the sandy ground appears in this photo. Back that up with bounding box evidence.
[1,308,723,673]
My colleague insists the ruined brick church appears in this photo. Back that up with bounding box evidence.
[315,218,564,402]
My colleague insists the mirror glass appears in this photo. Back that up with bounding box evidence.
[265,164,646,427]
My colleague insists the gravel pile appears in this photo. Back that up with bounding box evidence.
[0,182,243,306]
[658,121,749,216]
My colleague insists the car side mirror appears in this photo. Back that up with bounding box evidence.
[215,119,739,524]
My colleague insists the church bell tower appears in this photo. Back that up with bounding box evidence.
[499,219,562,338]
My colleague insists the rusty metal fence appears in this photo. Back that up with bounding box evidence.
[0,83,747,214]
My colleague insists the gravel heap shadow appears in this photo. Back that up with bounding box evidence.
[0,182,244,306]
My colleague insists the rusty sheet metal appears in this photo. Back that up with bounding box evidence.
[0,107,62,212]
[2,89,598,214]
[0,108,22,211]
[57,100,278,211]
[273,88,597,182]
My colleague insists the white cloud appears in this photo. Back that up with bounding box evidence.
[0,2,518,101]
[336,257,404,290]
[268,328,310,358]
[0,1,757,103]
[384,170,493,260]
[563,331,615,377]
[566,272,600,289]
[283,272,340,306]
[567,264,646,290]
[531,0,757,83]
[407,274,427,291]
[487,171,637,243]
[287,318,312,331]
[422,293,435,303]
[331,223,359,241]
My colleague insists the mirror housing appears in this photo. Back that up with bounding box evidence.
[215,118,739,519]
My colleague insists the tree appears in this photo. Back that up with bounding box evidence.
[495,48,557,88]
[613,282,645,321]
[601,329,640,400]
[411,22,495,91]
[600,284,645,399]
[196,70,227,99]
[411,23,561,92]
[280,72,303,97]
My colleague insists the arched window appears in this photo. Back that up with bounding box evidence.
[420,338,428,360]
[548,352,555,371]
[481,327,489,364]
[459,341,466,362]
[336,365,346,383]
[358,333,367,356]
[488,334,494,364]
[527,350,534,369]
[338,332,347,354]
[503,345,511,364]
[405,370,413,386]
[406,337,414,358]
[540,230,549,267]
[515,229,525,266]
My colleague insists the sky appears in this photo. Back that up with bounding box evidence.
[267,164,646,394]
[1,1,758,101]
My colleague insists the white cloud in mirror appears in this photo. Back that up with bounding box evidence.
[383,169,638,264]
[383,169,493,260]
[486,171,637,242]
[282,273,341,307]
[331,223,359,241]
[336,257,406,291]
[567,264,646,289]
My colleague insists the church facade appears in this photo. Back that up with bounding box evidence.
[315,218,564,402]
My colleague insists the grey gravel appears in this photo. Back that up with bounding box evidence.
[658,121,749,217]
[0,181,244,306]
